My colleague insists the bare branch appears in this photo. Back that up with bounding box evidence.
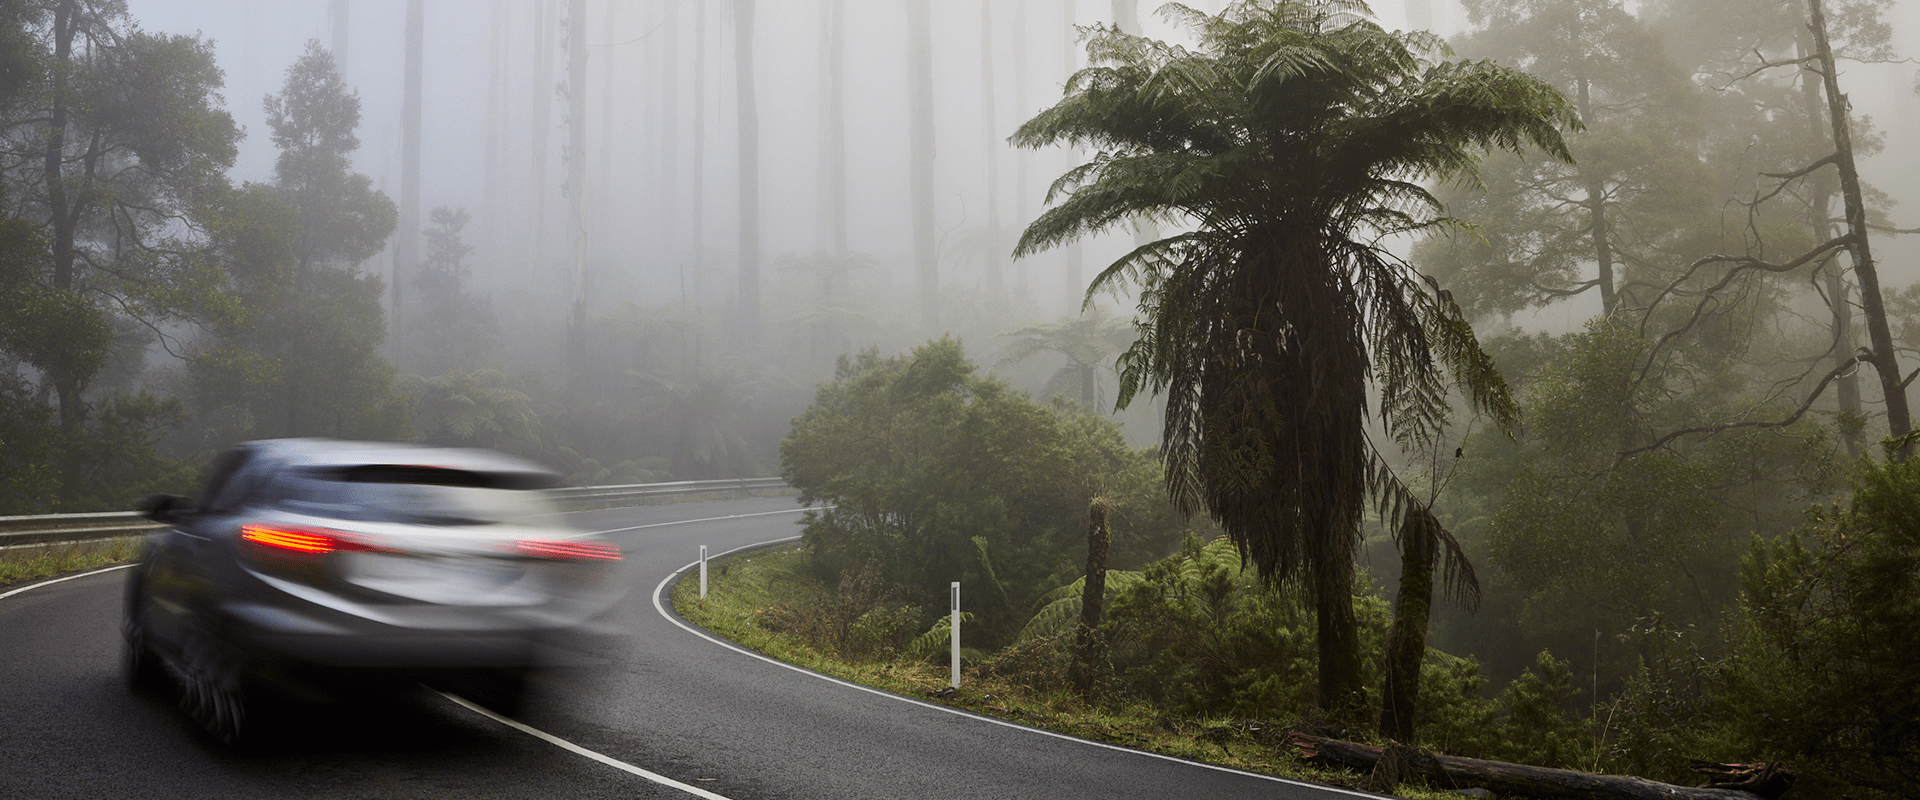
[1616,355,1864,463]
[1635,237,1854,385]
[1760,153,1840,182]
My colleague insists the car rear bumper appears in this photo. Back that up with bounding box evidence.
[221,602,622,671]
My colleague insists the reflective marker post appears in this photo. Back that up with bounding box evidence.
[699,545,708,600]
[950,581,961,689]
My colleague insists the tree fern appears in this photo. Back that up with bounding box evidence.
[1013,0,1576,716]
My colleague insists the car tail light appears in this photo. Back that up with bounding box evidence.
[241,523,392,555]
[511,539,622,561]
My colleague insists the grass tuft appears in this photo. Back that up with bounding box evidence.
[0,538,140,590]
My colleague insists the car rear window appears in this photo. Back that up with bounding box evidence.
[273,466,562,524]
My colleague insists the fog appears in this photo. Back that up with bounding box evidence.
[96,0,1920,464]
[125,0,1266,348]
[116,0,1920,348]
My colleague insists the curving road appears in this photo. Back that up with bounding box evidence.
[0,496,1378,799]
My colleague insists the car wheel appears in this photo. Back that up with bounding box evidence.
[122,594,166,692]
[178,628,254,748]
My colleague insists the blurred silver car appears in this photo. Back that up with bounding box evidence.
[124,439,627,746]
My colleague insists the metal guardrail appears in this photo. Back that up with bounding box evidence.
[0,477,789,551]
[549,477,789,510]
[0,512,166,550]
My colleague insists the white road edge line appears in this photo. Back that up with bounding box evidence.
[0,563,136,601]
[439,692,735,800]
[651,537,1385,800]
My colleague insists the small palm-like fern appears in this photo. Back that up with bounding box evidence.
[1015,570,1146,644]
[905,612,983,662]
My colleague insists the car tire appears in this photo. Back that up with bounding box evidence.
[177,627,256,749]
[122,594,166,693]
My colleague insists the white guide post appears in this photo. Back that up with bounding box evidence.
[699,545,708,600]
[949,581,961,689]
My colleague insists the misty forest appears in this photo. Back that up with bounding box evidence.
[4,0,1919,796]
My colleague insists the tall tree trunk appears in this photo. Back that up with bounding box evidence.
[905,0,937,329]
[1574,74,1616,317]
[1317,558,1365,720]
[1808,0,1911,454]
[529,0,555,288]
[733,0,762,341]
[329,0,349,67]
[43,0,86,461]
[821,0,848,260]
[397,0,423,369]
[483,0,504,287]
[1797,31,1861,456]
[691,0,708,313]
[661,0,682,267]
[1013,0,1031,291]
[1380,506,1438,742]
[566,0,588,384]
[979,0,1003,299]
[598,0,617,252]
[1074,498,1113,697]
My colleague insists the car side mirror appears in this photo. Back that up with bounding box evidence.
[136,493,190,524]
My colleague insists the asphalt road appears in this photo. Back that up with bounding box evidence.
[0,496,1379,799]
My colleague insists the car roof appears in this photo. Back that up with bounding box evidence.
[244,438,560,479]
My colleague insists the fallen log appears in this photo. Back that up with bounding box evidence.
[1291,733,1782,800]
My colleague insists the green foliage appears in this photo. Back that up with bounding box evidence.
[407,206,499,375]
[399,367,539,455]
[753,561,926,662]
[60,391,199,509]
[1410,649,1593,768]
[1441,319,1842,686]
[903,611,977,663]
[0,375,58,514]
[1708,456,1920,799]
[781,337,1191,649]
[1015,570,1147,643]
[1493,650,1589,768]
[187,45,405,445]
[1089,536,1387,719]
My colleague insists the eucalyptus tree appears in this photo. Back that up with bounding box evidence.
[396,0,423,366]
[815,0,847,258]
[1416,0,1703,321]
[734,0,762,340]
[193,41,401,442]
[1,0,240,505]
[1013,0,1577,718]
[904,0,936,329]
[565,0,588,375]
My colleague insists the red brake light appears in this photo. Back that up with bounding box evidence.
[513,539,622,561]
[241,523,388,555]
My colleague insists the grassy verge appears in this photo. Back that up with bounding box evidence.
[0,538,139,591]
[671,543,1468,800]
